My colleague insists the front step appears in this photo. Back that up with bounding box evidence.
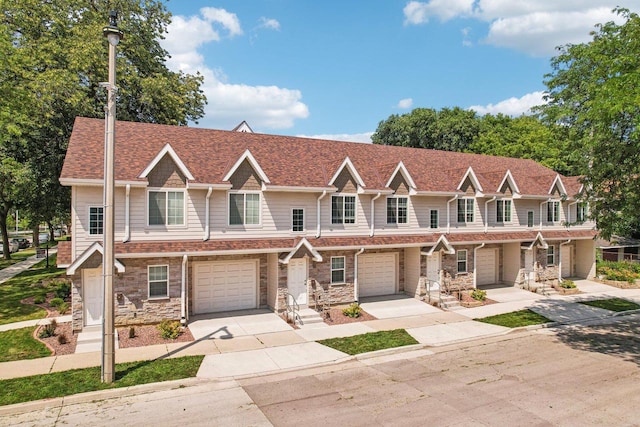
[532,283,560,297]
[297,308,328,329]
[439,294,462,311]
[75,325,119,354]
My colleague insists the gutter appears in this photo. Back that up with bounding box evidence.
[354,248,365,303]
[316,190,327,238]
[203,187,213,241]
[446,195,459,234]
[370,192,382,237]
[181,254,188,325]
[484,196,497,233]
[473,242,486,289]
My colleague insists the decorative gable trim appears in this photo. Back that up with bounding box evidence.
[498,170,520,196]
[329,157,365,189]
[549,174,567,197]
[521,232,548,250]
[421,235,455,256]
[66,242,126,275]
[385,161,417,194]
[457,166,484,195]
[139,144,194,181]
[223,149,270,184]
[279,238,323,264]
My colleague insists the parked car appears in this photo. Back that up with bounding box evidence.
[38,233,49,243]
[0,240,19,254]
[11,238,30,249]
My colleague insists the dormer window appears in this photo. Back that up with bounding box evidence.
[496,199,512,223]
[332,195,356,224]
[387,196,408,224]
[148,189,185,226]
[457,198,474,223]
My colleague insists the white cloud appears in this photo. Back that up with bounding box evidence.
[258,17,280,31]
[297,132,374,144]
[162,9,309,130]
[468,91,545,116]
[402,1,628,56]
[396,98,413,109]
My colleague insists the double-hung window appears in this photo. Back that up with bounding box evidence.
[576,203,587,223]
[527,211,534,228]
[148,265,168,299]
[331,256,345,283]
[149,190,184,226]
[547,201,560,223]
[547,245,555,265]
[292,208,304,232]
[229,193,260,225]
[457,198,474,223]
[496,199,512,223]
[430,209,439,229]
[457,250,467,273]
[386,196,408,224]
[89,206,103,235]
[332,195,356,224]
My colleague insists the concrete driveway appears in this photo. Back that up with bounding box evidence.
[188,309,293,340]
[359,294,442,319]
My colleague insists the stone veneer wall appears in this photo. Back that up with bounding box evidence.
[441,245,475,288]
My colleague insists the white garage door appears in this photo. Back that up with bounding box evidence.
[476,249,497,286]
[358,253,396,297]
[193,260,258,314]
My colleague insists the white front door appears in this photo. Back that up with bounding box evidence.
[83,268,103,326]
[426,252,440,283]
[525,250,535,281]
[288,258,308,305]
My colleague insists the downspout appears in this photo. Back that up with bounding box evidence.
[123,184,131,242]
[354,248,365,303]
[316,190,327,238]
[203,187,213,241]
[484,196,497,233]
[446,195,459,234]
[370,192,382,237]
[473,243,486,289]
[559,239,572,282]
[181,254,188,325]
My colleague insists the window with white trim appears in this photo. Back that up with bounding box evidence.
[576,203,587,223]
[331,256,345,283]
[331,195,356,224]
[430,209,439,229]
[148,265,168,299]
[547,201,560,222]
[457,198,474,223]
[527,211,534,228]
[386,196,408,224]
[229,193,260,225]
[547,245,555,265]
[148,190,185,226]
[89,206,103,235]
[496,199,512,222]
[292,208,304,232]
[457,250,467,273]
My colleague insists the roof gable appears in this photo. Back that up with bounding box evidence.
[329,157,365,190]
[223,149,270,184]
[549,174,567,197]
[457,167,483,195]
[66,242,126,275]
[139,144,194,181]
[385,161,417,194]
[498,170,520,196]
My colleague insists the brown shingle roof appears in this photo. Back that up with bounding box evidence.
[61,117,579,196]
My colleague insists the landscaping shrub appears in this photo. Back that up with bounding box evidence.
[471,289,487,301]
[560,280,576,289]
[57,302,69,314]
[157,320,181,339]
[342,303,362,318]
[39,319,57,338]
[33,295,45,305]
[128,326,136,339]
[53,281,71,300]
[57,334,68,345]
[597,261,640,283]
[50,297,64,308]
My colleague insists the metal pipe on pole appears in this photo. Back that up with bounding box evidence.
[101,11,123,384]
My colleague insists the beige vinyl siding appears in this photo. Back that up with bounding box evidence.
[403,247,421,297]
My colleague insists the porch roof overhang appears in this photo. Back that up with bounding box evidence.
[421,235,455,256]
[66,242,126,275]
[521,232,548,250]
[279,238,323,264]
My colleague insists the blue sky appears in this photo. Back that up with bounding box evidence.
[164,1,635,142]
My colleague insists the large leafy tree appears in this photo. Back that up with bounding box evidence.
[539,8,640,239]
[0,0,206,256]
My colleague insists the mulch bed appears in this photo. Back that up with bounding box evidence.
[35,321,78,356]
[322,307,376,325]
[117,324,194,349]
[457,292,498,307]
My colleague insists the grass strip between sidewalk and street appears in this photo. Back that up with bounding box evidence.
[0,355,204,407]
[318,329,418,355]
[0,327,51,362]
[475,309,551,328]
[578,298,640,312]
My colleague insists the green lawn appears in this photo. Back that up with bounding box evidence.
[578,298,640,312]
[0,355,204,406]
[0,249,35,270]
[0,263,65,325]
[318,329,418,355]
[475,309,552,328]
[0,327,52,362]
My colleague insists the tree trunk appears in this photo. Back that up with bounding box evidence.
[0,208,11,260]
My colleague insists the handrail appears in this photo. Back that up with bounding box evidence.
[285,292,301,325]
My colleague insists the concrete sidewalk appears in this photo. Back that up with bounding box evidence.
[0,248,57,285]
[1,279,640,383]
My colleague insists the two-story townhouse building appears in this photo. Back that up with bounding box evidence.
[58,117,597,333]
